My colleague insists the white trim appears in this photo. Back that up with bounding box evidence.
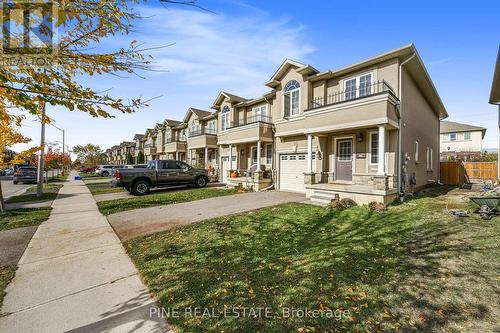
[341,71,375,99]
[368,130,378,165]
[415,141,419,163]
[333,135,356,181]
[282,80,301,118]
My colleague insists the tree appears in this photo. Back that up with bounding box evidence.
[136,151,145,164]
[126,152,134,164]
[45,147,71,171]
[73,144,106,166]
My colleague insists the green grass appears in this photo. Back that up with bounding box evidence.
[79,172,105,179]
[125,186,500,333]
[0,208,52,231]
[26,183,63,192]
[0,266,16,309]
[97,187,240,215]
[86,182,125,195]
[5,192,58,203]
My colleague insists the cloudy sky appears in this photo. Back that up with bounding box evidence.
[12,0,500,154]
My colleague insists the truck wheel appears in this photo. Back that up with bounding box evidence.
[132,180,150,196]
[101,171,109,177]
[125,186,131,193]
[195,176,208,188]
[13,181,18,185]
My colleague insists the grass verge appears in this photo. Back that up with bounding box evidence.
[98,187,239,215]
[125,186,500,332]
[86,182,125,195]
[0,265,16,309]
[6,192,58,204]
[0,208,52,231]
[27,183,63,192]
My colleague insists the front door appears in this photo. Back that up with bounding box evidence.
[336,139,353,181]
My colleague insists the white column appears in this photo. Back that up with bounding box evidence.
[229,145,233,170]
[256,141,261,168]
[307,135,313,173]
[189,149,192,165]
[176,152,179,160]
[205,147,209,167]
[378,125,386,175]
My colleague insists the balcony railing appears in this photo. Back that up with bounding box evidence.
[188,128,217,138]
[165,138,187,143]
[308,81,395,110]
[229,114,273,129]
[144,143,155,148]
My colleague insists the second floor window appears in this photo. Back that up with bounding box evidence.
[344,73,373,101]
[284,80,300,117]
[252,105,268,121]
[207,120,217,133]
[221,106,230,131]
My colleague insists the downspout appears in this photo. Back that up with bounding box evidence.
[398,52,416,201]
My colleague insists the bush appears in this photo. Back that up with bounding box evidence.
[368,201,387,212]
[330,198,357,210]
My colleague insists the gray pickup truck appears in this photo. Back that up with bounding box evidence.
[111,160,209,196]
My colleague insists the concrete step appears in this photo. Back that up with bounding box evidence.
[310,194,335,204]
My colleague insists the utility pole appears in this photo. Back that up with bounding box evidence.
[36,102,46,198]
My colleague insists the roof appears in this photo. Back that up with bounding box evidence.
[234,91,276,107]
[183,107,214,122]
[163,119,182,127]
[490,46,500,104]
[441,121,487,138]
[133,134,144,140]
[265,59,319,88]
[211,91,248,109]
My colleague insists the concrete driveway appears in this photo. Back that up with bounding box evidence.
[107,191,306,241]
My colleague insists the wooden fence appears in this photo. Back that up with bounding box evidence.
[440,161,498,185]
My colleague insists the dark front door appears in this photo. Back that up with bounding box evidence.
[336,139,353,181]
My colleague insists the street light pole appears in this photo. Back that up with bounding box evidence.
[36,103,46,198]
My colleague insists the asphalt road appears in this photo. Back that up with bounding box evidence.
[0,176,31,199]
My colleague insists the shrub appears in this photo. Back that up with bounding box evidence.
[330,198,357,210]
[368,201,387,212]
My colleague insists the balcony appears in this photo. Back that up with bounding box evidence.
[165,139,187,153]
[143,145,157,155]
[218,115,274,145]
[275,81,399,137]
[187,129,217,149]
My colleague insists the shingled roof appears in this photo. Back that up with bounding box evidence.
[441,121,486,137]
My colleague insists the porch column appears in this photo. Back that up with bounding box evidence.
[229,145,233,170]
[176,152,179,160]
[256,141,261,168]
[189,149,192,165]
[377,125,386,175]
[307,134,313,174]
[204,147,209,167]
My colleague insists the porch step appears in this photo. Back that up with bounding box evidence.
[310,194,338,205]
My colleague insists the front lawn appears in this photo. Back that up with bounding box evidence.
[0,208,52,231]
[125,187,500,332]
[85,182,125,195]
[79,172,105,179]
[5,192,58,204]
[98,187,239,215]
[27,183,63,192]
[0,265,16,308]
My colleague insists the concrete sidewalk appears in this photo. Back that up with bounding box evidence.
[0,172,170,333]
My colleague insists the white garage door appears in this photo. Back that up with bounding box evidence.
[279,154,307,193]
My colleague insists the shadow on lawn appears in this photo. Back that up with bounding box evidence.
[127,185,499,332]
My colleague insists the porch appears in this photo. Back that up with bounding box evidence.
[306,183,397,205]
[188,147,218,176]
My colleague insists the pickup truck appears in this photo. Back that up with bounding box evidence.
[111,160,209,196]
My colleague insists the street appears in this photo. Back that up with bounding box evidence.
[0,176,31,200]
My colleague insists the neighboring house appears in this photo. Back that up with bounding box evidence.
[184,108,218,171]
[160,119,187,161]
[133,134,145,162]
[489,47,499,175]
[143,128,157,162]
[440,121,486,161]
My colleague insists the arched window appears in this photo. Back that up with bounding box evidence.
[284,80,300,117]
[221,105,230,131]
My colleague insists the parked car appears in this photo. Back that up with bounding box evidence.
[5,167,14,176]
[95,165,123,177]
[111,160,209,196]
[13,166,37,184]
[79,166,96,173]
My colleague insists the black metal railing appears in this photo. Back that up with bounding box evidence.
[188,128,217,138]
[165,138,187,143]
[229,114,272,128]
[144,143,155,148]
[308,80,395,110]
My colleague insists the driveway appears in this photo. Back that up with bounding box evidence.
[107,191,307,241]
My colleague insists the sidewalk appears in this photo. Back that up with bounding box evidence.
[0,172,170,333]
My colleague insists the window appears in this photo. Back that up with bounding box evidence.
[344,73,373,100]
[289,155,297,160]
[252,105,268,121]
[221,106,230,130]
[165,128,171,143]
[464,132,471,140]
[266,144,272,164]
[426,147,430,171]
[252,147,258,164]
[281,155,288,161]
[189,120,200,136]
[284,80,300,117]
[430,148,433,171]
[450,133,457,141]
[415,141,419,163]
[338,140,352,161]
[298,155,306,160]
[180,129,186,141]
[369,132,379,164]
[207,120,217,134]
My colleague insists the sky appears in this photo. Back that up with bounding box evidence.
[12,0,500,155]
